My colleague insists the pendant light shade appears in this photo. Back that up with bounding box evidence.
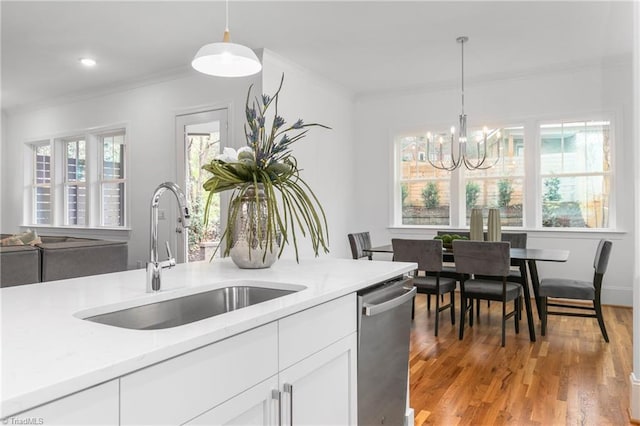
[191,1,262,77]
[192,39,262,77]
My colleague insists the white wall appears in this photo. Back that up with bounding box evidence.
[630,0,640,419]
[354,62,635,306]
[261,49,356,260]
[2,71,260,268]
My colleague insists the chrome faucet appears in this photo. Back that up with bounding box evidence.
[147,182,191,293]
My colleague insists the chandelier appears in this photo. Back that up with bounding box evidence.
[426,36,501,171]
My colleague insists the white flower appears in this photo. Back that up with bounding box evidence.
[216,147,238,162]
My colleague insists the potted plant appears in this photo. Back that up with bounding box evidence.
[202,75,330,268]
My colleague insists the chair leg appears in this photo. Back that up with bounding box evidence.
[501,299,507,347]
[476,298,481,317]
[459,295,467,340]
[594,299,610,343]
[541,296,547,336]
[514,297,520,334]
[450,290,456,325]
[434,292,440,337]
[427,294,431,311]
[469,298,474,327]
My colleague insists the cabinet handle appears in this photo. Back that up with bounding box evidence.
[272,389,282,426]
[283,383,293,426]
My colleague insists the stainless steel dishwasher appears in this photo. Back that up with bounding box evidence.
[358,276,416,426]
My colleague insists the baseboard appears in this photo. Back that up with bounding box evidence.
[405,407,415,426]
[629,373,640,423]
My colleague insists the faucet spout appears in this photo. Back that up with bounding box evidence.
[147,182,190,293]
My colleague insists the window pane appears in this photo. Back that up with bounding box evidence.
[465,127,525,179]
[35,186,51,224]
[540,121,610,175]
[542,175,610,228]
[35,145,51,184]
[102,183,125,226]
[401,181,450,225]
[103,135,125,179]
[465,178,524,226]
[399,136,448,180]
[66,140,86,182]
[66,185,86,225]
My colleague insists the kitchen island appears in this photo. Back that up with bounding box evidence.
[1,257,416,424]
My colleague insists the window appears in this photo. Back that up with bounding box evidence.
[394,117,613,230]
[27,127,127,228]
[540,121,611,228]
[64,138,87,225]
[101,132,126,226]
[398,136,451,225]
[397,126,519,227]
[33,144,52,225]
[464,127,525,226]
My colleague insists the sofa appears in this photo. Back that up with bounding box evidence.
[0,235,128,287]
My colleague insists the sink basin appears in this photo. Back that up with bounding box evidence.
[83,285,301,330]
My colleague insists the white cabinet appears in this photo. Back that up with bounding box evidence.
[120,294,357,426]
[6,380,118,426]
[186,376,279,426]
[120,323,278,425]
[279,333,357,426]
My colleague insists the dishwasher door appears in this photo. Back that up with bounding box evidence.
[358,277,416,426]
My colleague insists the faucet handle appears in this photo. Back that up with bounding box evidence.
[165,241,173,260]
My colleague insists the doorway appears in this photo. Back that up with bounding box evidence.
[176,108,228,263]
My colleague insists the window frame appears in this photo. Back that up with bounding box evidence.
[392,115,616,231]
[24,125,129,230]
[62,137,88,226]
[98,130,127,227]
[32,142,53,225]
[536,118,614,230]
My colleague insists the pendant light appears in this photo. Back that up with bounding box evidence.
[192,0,262,77]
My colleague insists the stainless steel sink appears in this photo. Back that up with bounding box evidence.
[83,285,300,330]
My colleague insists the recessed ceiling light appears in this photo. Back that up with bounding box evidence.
[80,58,97,67]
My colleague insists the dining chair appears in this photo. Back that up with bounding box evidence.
[539,239,612,342]
[453,240,521,347]
[438,231,528,316]
[392,239,456,336]
[348,232,372,260]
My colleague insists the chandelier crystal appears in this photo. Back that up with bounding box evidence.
[426,36,501,171]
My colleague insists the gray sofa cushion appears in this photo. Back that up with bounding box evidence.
[0,245,40,287]
[39,238,127,282]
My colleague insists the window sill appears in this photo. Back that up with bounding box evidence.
[388,225,627,236]
[20,225,131,240]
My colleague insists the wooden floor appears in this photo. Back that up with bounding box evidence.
[409,293,633,426]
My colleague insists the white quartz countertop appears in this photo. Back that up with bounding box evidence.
[0,257,416,417]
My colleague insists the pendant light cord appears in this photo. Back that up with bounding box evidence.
[225,0,229,32]
[460,37,465,116]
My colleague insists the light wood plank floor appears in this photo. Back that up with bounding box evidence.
[409,293,633,425]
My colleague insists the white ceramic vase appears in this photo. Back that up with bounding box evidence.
[487,208,502,242]
[469,208,484,241]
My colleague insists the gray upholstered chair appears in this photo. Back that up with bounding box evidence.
[348,232,372,260]
[453,240,521,347]
[539,239,612,342]
[392,239,456,336]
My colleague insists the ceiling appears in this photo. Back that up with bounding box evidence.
[1,1,635,112]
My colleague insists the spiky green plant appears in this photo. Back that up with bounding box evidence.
[202,75,331,261]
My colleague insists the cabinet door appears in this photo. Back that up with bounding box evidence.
[121,322,278,425]
[186,375,279,426]
[279,333,357,426]
[4,380,118,425]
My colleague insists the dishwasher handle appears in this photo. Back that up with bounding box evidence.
[362,286,416,317]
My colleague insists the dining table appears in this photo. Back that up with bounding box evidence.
[363,244,570,342]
